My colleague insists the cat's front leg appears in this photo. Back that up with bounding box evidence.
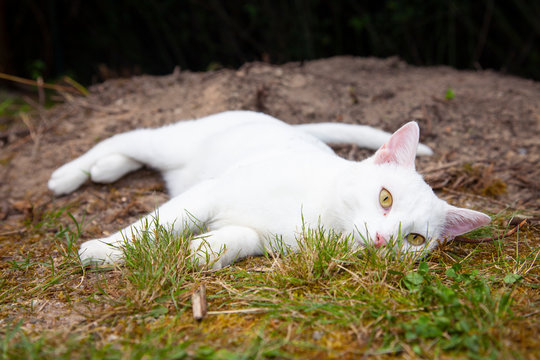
[78,180,216,265]
[190,226,263,269]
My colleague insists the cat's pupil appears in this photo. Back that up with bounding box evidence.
[379,188,393,209]
[406,233,426,246]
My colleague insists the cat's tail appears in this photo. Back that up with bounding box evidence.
[294,123,433,156]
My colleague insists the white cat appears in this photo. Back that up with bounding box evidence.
[48,111,490,268]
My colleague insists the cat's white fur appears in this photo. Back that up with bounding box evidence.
[48,111,490,268]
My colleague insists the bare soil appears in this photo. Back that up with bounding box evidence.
[1,56,539,333]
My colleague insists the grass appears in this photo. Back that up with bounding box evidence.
[0,208,539,359]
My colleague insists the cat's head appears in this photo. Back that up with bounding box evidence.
[347,121,491,257]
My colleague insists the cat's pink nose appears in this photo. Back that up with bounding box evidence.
[375,233,387,248]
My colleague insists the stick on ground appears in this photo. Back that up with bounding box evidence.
[192,284,208,321]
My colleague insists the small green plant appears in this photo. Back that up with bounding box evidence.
[399,262,513,357]
[0,96,31,118]
[445,88,456,100]
[28,59,46,80]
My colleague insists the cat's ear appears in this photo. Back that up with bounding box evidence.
[373,122,420,169]
[440,206,491,240]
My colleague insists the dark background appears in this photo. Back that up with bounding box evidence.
[1,0,539,84]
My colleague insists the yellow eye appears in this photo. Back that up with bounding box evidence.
[406,233,426,246]
[379,188,393,209]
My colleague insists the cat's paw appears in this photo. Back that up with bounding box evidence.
[48,163,90,195]
[190,237,225,270]
[78,239,124,265]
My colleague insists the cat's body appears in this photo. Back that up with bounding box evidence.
[48,111,490,268]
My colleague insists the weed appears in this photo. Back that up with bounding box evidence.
[120,216,203,310]
[399,261,513,357]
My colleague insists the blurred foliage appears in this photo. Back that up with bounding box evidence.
[1,0,538,84]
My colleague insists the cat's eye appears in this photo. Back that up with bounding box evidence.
[406,233,426,246]
[379,188,393,209]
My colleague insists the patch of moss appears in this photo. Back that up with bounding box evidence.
[459,163,507,198]
[481,178,507,197]
[0,155,14,166]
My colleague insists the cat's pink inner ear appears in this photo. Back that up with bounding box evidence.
[373,122,419,169]
[441,207,491,240]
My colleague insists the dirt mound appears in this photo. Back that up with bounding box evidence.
[1,56,539,238]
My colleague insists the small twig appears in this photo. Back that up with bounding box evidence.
[63,76,89,96]
[0,229,27,237]
[207,308,268,315]
[0,72,83,94]
[215,279,242,296]
[421,158,490,174]
[35,299,49,313]
[22,95,44,114]
[441,187,514,208]
[19,113,37,141]
[37,76,45,106]
[248,267,273,273]
[335,263,361,281]
[192,284,207,321]
[19,113,41,158]
[455,219,527,244]
[62,93,129,115]
[523,310,540,318]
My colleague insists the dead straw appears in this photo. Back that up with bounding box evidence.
[0,72,84,95]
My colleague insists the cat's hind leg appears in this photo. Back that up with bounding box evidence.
[49,129,156,195]
[49,152,142,195]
